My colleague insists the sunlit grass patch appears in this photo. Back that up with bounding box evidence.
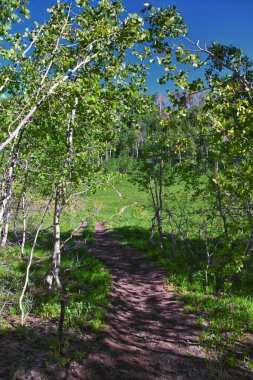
[0,198,111,336]
[88,176,253,370]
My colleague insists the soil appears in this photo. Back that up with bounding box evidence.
[1,221,253,379]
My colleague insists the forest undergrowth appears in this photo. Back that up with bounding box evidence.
[0,199,111,373]
[1,176,253,374]
[87,177,253,371]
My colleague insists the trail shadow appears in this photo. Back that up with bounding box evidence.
[1,224,253,379]
[110,224,253,291]
[0,318,104,380]
[84,223,253,380]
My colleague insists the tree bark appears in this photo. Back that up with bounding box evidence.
[50,99,77,352]
[21,194,27,258]
[1,208,10,247]
[52,186,62,280]
[0,131,24,245]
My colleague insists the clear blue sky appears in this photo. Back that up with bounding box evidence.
[24,0,253,94]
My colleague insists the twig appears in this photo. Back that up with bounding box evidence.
[60,221,88,250]
[107,180,124,198]
[19,196,53,325]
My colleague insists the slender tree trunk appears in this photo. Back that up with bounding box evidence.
[53,187,62,280]
[157,161,164,248]
[0,159,14,239]
[1,208,11,247]
[170,232,177,258]
[136,143,139,158]
[50,185,67,354]
[0,132,24,245]
[150,160,164,248]
[178,150,181,163]
[216,184,228,240]
[13,199,20,241]
[50,99,77,352]
[0,197,8,240]
[21,194,27,258]
[204,225,213,288]
[13,162,29,242]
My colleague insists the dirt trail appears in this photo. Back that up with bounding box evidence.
[84,222,213,380]
[3,222,252,379]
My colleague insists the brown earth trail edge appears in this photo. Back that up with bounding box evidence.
[79,221,238,380]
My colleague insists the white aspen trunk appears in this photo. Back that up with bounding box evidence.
[13,161,29,242]
[0,159,15,243]
[13,189,23,241]
[136,143,139,158]
[178,150,181,163]
[1,208,10,247]
[13,202,20,241]
[0,196,8,239]
[150,161,164,249]
[21,194,26,258]
[0,134,23,240]
[52,98,77,285]
[55,99,77,352]
[65,101,76,167]
[0,53,97,153]
[0,147,15,237]
[50,99,77,351]
[53,188,62,274]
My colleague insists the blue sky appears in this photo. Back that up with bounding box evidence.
[24,1,253,94]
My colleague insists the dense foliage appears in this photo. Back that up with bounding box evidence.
[0,0,252,369]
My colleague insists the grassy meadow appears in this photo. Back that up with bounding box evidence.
[87,175,253,369]
[0,175,253,370]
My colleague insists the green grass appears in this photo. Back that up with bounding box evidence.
[0,197,111,344]
[86,175,253,370]
[0,244,110,330]
[87,177,150,225]
[1,175,253,371]
[182,291,253,369]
